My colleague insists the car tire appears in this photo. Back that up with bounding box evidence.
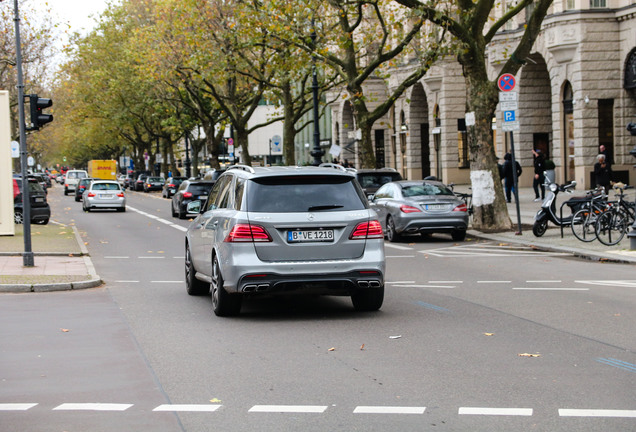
[451,230,466,241]
[211,255,242,317]
[117,207,125,212]
[14,210,23,224]
[178,206,186,219]
[171,203,177,217]
[75,196,80,202]
[386,216,400,242]
[64,188,68,196]
[351,286,384,311]
[185,245,210,296]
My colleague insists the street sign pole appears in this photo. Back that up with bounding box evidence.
[14,0,34,266]
[498,74,522,234]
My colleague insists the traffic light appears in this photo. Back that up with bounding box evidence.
[27,94,53,130]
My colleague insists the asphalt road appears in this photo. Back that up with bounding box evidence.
[2,185,635,432]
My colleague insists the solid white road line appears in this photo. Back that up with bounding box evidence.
[387,281,416,284]
[384,244,413,251]
[248,405,328,413]
[575,280,636,287]
[459,407,533,416]
[0,403,37,410]
[527,280,562,283]
[512,288,590,291]
[153,404,222,412]
[53,403,133,411]
[127,206,188,232]
[559,409,636,418]
[353,406,426,414]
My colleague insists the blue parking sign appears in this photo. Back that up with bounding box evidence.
[504,110,516,122]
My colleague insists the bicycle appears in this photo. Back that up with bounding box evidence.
[594,184,635,246]
[570,187,607,242]
[448,183,473,218]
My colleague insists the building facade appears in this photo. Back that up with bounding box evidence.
[328,1,636,189]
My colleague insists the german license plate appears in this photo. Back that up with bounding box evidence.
[34,197,44,203]
[100,194,113,199]
[426,204,447,210]
[199,195,207,199]
[287,229,334,243]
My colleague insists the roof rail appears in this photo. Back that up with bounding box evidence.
[227,164,255,174]
[318,163,347,172]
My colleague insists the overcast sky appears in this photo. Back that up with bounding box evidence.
[37,0,110,35]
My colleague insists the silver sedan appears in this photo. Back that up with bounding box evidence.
[82,180,126,212]
[369,180,468,242]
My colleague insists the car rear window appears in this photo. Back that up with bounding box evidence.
[247,175,366,212]
[357,173,402,189]
[402,183,454,197]
[92,183,120,190]
[188,184,214,195]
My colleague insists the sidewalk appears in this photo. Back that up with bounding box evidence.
[0,223,101,293]
[1,185,635,293]
[457,185,636,264]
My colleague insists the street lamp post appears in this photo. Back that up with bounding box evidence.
[310,18,323,166]
[184,132,192,178]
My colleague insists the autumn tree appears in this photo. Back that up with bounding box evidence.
[394,0,554,230]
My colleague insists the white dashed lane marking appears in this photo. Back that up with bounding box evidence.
[154,404,221,412]
[353,406,426,414]
[127,206,188,232]
[559,409,636,418]
[0,403,37,410]
[248,405,328,413]
[53,403,133,411]
[459,407,533,416]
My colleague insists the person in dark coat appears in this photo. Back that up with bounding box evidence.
[503,152,522,203]
[594,153,612,192]
[532,149,546,202]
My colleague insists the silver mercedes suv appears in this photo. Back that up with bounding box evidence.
[184,165,385,316]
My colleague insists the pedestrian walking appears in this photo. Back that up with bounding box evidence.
[503,152,522,203]
[532,149,545,202]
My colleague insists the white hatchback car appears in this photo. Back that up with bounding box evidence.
[82,180,126,212]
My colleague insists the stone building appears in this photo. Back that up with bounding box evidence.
[328,1,636,189]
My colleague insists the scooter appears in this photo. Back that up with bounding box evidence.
[532,179,579,237]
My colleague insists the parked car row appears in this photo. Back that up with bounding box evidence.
[12,176,50,225]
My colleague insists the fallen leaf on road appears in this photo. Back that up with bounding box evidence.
[498,243,509,247]
[58,232,67,235]
[389,335,402,339]
[209,398,222,403]
[84,242,88,245]
[518,353,540,357]
[328,347,336,351]
[100,240,108,244]
[360,344,365,350]
[484,333,494,336]
[61,328,69,332]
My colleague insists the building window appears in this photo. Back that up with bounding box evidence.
[590,0,606,8]
[565,0,575,10]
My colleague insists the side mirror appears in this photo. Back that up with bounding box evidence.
[367,194,375,202]
[186,200,202,214]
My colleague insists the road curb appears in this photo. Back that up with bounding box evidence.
[0,278,103,293]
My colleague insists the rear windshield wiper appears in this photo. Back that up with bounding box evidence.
[307,205,344,211]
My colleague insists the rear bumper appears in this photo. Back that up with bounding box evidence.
[218,242,385,294]
[397,216,468,234]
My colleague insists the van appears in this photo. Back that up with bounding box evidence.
[64,170,89,195]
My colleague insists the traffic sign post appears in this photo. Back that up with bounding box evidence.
[497,74,522,233]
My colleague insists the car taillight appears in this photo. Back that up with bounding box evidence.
[225,224,272,242]
[183,191,193,198]
[453,203,468,212]
[400,205,422,213]
[350,220,384,239]
[117,192,124,197]
[87,192,96,197]
[168,184,175,187]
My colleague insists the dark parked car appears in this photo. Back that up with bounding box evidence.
[75,177,97,201]
[171,180,215,219]
[162,176,187,198]
[369,179,469,242]
[29,173,49,194]
[122,173,135,189]
[353,168,403,195]
[133,174,149,191]
[13,177,50,224]
[143,176,165,192]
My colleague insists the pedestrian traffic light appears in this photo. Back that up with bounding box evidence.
[27,94,53,130]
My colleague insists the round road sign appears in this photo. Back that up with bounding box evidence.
[498,74,516,92]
